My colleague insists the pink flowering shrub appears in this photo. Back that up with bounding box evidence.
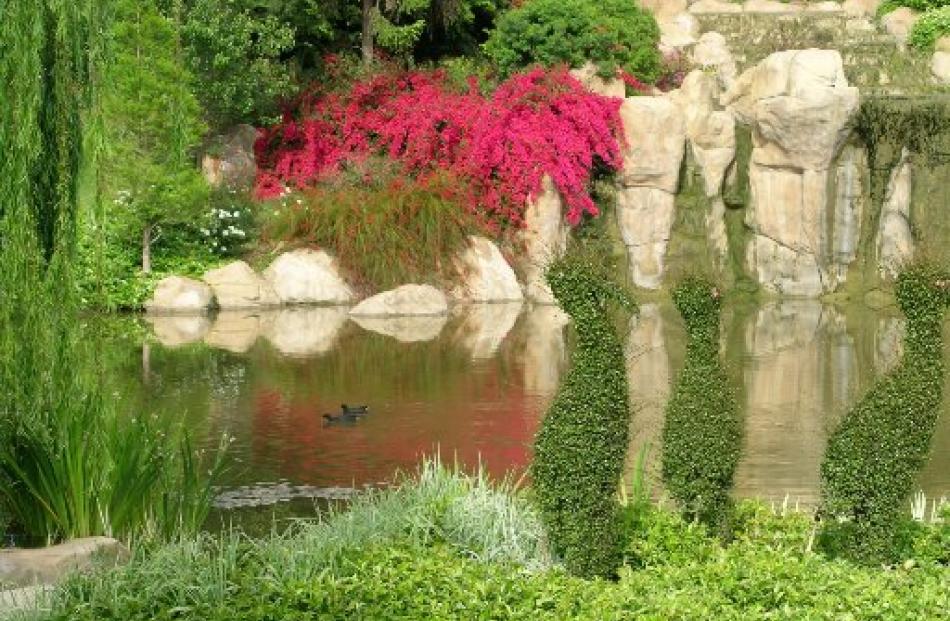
[254,67,624,227]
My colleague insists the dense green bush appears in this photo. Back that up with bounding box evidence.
[820,263,950,564]
[910,6,950,49]
[483,0,661,81]
[532,243,635,578]
[661,277,742,531]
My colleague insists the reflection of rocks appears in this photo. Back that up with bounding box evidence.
[874,316,905,374]
[523,306,569,395]
[626,304,672,487]
[0,537,129,588]
[735,301,852,504]
[351,315,448,343]
[202,260,279,309]
[204,312,262,353]
[147,314,211,347]
[453,303,523,359]
[263,308,349,357]
[145,276,214,314]
[350,284,448,317]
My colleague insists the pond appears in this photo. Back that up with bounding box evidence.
[99,300,950,525]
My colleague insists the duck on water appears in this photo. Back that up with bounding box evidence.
[323,404,370,424]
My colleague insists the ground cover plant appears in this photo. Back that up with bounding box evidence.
[40,464,950,620]
[910,6,950,50]
[820,263,950,564]
[662,277,742,532]
[531,243,635,578]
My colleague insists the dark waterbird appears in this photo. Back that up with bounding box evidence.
[323,404,370,424]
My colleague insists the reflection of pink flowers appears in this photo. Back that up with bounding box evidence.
[254,67,624,227]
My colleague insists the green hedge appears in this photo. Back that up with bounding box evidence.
[483,0,661,81]
[531,243,635,578]
[661,277,742,531]
[820,264,950,564]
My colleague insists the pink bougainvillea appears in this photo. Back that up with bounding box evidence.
[254,67,625,227]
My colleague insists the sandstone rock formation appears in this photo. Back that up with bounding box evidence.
[263,249,354,305]
[724,49,859,296]
[617,96,686,289]
[523,176,568,304]
[451,236,524,302]
[0,537,129,588]
[692,31,738,90]
[876,148,914,280]
[932,51,950,84]
[350,284,448,316]
[200,125,258,189]
[203,260,279,309]
[145,276,215,314]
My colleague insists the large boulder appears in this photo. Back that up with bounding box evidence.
[0,537,128,588]
[523,176,568,304]
[724,50,859,296]
[451,236,523,302]
[350,284,448,317]
[145,276,214,314]
[263,249,355,305]
[203,260,279,309]
[882,8,919,48]
[200,125,258,189]
[568,62,625,98]
[617,96,686,289]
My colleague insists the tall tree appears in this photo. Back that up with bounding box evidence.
[100,0,207,274]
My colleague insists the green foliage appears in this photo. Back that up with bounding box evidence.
[43,497,950,620]
[181,0,295,127]
[484,0,661,81]
[910,6,950,50]
[820,263,950,564]
[662,277,742,531]
[260,171,482,293]
[877,0,950,18]
[532,241,635,578]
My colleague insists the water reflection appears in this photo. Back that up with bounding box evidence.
[350,314,448,343]
[124,301,950,509]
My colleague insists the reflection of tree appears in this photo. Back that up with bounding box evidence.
[820,267,949,563]
[662,278,742,532]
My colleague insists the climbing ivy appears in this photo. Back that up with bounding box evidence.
[854,98,950,208]
[661,277,742,531]
[820,263,950,564]
[532,240,635,579]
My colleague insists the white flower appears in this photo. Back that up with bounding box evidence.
[233,211,241,218]
[201,228,210,236]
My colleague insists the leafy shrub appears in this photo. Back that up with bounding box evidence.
[532,243,635,578]
[820,263,950,564]
[254,66,624,228]
[661,277,741,531]
[261,171,483,292]
[909,6,950,50]
[483,0,661,82]
[200,187,258,258]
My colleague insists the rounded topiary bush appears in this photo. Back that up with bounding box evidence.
[483,0,661,82]
[820,263,950,564]
[661,277,741,530]
[532,244,635,579]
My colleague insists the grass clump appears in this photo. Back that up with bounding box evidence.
[260,170,483,293]
[662,277,742,532]
[820,263,950,564]
[532,241,635,579]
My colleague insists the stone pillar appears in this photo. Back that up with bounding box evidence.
[523,176,568,304]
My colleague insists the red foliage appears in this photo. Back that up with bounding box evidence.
[254,67,625,227]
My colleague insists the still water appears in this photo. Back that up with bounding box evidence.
[104,300,949,517]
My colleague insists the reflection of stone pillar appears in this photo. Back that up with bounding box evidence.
[522,306,569,397]
[625,304,673,488]
[734,301,851,505]
[523,177,568,304]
